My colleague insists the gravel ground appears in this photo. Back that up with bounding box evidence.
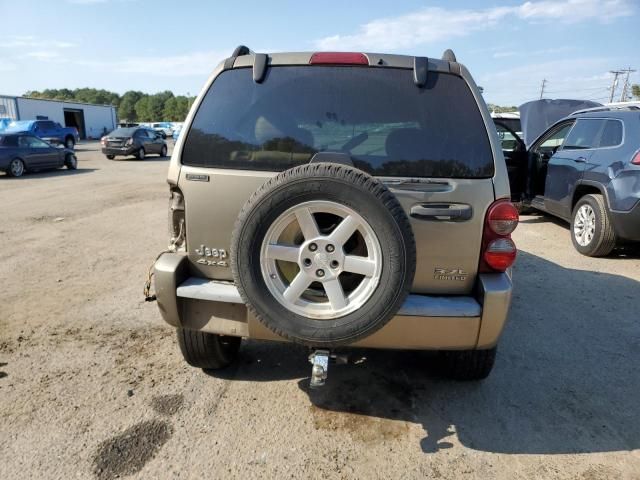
[0,142,639,479]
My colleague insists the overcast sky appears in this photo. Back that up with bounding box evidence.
[1,0,638,106]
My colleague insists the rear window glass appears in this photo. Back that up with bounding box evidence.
[109,127,137,137]
[182,66,494,178]
[598,119,623,148]
[563,119,605,150]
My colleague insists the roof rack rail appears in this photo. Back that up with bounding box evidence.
[224,45,253,70]
[231,45,252,57]
[442,49,457,62]
[572,103,640,115]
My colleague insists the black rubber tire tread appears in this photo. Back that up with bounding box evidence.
[176,328,241,370]
[160,145,167,157]
[65,154,77,170]
[438,348,497,381]
[231,162,416,347]
[106,155,115,160]
[570,194,616,257]
[137,148,145,160]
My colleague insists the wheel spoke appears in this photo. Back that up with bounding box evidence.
[295,208,320,240]
[343,255,377,277]
[283,272,312,303]
[329,215,359,245]
[265,244,300,263]
[323,278,347,310]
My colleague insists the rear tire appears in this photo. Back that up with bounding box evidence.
[438,348,497,380]
[65,154,77,170]
[176,329,241,370]
[106,155,115,160]
[7,158,25,177]
[160,144,167,157]
[570,194,616,257]
[137,148,145,160]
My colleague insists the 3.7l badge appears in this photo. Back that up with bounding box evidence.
[434,267,468,281]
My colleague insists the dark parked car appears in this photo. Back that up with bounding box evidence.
[0,133,77,177]
[505,102,640,256]
[101,127,167,160]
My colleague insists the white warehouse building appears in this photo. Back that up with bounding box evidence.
[0,95,117,139]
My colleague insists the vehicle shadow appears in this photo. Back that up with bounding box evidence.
[112,155,170,162]
[209,250,640,454]
[0,168,97,179]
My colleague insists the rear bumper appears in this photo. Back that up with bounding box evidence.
[154,253,512,350]
[610,200,640,242]
[102,146,136,156]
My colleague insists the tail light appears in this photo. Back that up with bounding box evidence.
[310,52,369,65]
[125,137,133,146]
[480,200,519,272]
[631,150,640,165]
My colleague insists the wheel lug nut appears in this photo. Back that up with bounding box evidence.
[326,244,335,253]
[309,243,317,251]
[303,258,312,267]
[316,269,325,277]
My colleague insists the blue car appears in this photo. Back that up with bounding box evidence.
[172,123,183,141]
[503,101,640,256]
[3,120,79,149]
[0,133,77,177]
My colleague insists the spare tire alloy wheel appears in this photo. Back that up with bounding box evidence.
[261,200,382,319]
[231,163,416,347]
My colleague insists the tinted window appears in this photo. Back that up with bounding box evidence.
[183,66,494,178]
[19,136,50,148]
[0,135,18,147]
[598,120,623,148]
[563,119,605,150]
[110,127,137,137]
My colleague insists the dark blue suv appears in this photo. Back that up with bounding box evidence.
[500,104,640,256]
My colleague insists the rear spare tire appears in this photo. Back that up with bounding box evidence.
[231,163,416,347]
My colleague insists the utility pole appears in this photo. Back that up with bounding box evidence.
[539,78,547,99]
[618,67,636,102]
[609,70,624,103]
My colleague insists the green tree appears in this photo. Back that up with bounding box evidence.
[134,96,151,122]
[118,91,144,121]
[632,84,640,100]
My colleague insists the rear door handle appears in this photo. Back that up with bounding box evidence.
[410,203,472,222]
[573,157,587,163]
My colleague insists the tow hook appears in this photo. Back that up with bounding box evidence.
[308,350,349,388]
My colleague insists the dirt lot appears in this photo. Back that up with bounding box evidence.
[0,142,639,479]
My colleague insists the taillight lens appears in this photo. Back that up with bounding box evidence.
[309,52,369,65]
[480,200,519,273]
[484,238,517,271]
[487,201,519,235]
[631,150,640,165]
